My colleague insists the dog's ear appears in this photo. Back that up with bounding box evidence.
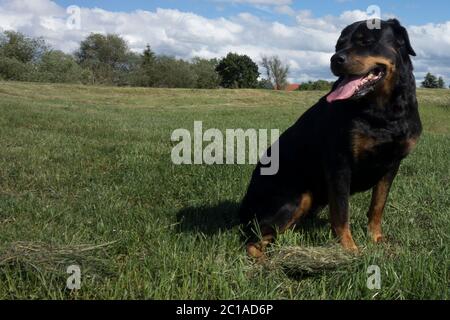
[388,19,416,56]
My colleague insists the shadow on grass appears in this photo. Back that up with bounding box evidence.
[176,201,329,238]
[176,201,241,235]
[294,215,330,233]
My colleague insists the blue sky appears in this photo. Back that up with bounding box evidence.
[53,0,450,25]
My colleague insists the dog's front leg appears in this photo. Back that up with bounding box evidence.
[367,163,400,243]
[327,168,358,252]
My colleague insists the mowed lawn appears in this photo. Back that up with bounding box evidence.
[0,81,449,299]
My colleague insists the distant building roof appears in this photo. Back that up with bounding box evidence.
[285,83,300,91]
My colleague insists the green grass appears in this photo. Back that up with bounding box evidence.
[0,81,449,299]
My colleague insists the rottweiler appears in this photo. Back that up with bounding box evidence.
[239,19,422,258]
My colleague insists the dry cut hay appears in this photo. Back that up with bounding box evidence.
[268,245,358,276]
[0,241,118,276]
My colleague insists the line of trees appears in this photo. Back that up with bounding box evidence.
[0,30,289,89]
[0,31,224,88]
[2,30,448,90]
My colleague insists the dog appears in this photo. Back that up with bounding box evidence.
[239,19,422,258]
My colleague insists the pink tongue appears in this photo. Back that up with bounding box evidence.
[327,76,365,103]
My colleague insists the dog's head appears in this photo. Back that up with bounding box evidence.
[327,19,416,104]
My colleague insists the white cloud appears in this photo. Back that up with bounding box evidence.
[409,22,450,59]
[274,5,296,16]
[218,0,296,17]
[0,0,449,84]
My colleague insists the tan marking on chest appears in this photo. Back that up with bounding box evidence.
[352,132,377,160]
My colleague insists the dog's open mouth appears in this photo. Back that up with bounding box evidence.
[327,66,386,103]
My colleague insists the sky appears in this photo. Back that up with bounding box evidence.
[0,0,450,85]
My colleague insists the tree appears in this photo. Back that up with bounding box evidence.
[0,30,48,64]
[75,33,131,85]
[437,76,445,89]
[134,45,157,87]
[0,30,48,81]
[36,50,89,83]
[261,55,289,90]
[421,72,439,88]
[0,55,31,81]
[151,56,197,88]
[215,53,260,88]
[142,45,156,68]
[191,57,220,89]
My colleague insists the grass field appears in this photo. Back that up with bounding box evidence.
[0,81,449,299]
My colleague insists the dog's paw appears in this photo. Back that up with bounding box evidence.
[340,240,359,253]
[246,243,265,259]
[368,225,384,243]
[370,233,384,243]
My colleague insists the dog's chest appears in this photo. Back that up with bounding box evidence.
[351,127,418,164]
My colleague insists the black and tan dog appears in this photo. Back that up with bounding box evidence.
[239,19,422,257]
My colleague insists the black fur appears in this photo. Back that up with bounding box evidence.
[239,19,422,251]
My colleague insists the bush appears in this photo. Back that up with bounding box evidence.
[0,56,32,81]
[191,57,220,89]
[36,50,89,84]
[298,80,334,91]
[257,78,274,89]
[152,56,197,88]
[131,53,220,89]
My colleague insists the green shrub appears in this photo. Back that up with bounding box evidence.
[0,56,32,81]
[298,80,334,91]
[36,50,89,84]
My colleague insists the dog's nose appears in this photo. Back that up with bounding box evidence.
[331,53,347,65]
